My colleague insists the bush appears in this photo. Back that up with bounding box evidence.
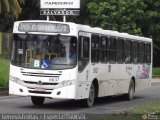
[0,32,12,59]
[0,58,10,87]
[153,67,160,75]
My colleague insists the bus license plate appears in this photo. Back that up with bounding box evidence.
[35,86,45,92]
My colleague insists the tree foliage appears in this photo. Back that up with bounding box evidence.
[0,0,24,19]
[0,13,14,32]
[87,0,146,35]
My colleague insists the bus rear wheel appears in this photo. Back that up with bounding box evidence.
[84,83,95,107]
[31,96,45,106]
[124,80,135,101]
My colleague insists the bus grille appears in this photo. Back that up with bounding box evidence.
[21,71,61,77]
[24,81,57,93]
[24,81,58,85]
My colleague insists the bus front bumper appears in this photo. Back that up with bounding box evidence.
[9,81,77,99]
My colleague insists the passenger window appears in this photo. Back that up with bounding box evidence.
[124,40,132,63]
[109,37,116,63]
[145,43,151,63]
[100,36,109,63]
[139,42,145,64]
[116,38,124,63]
[91,34,99,63]
[133,41,139,64]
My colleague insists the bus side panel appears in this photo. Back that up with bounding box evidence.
[105,64,118,96]
[134,64,151,92]
[98,64,131,97]
[117,64,131,94]
[97,63,113,97]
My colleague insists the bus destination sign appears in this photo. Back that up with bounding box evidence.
[40,10,79,16]
[18,22,70,33]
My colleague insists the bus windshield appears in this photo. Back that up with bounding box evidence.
[11,34,77,70]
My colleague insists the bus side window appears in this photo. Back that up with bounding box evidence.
[91,34,99,63]
[109,37,116,63]
[133,41,139,64]
[124,40,132,63]
[116,38,124,63]
[100,36,109,63]
[78,36,90,72]
[139,42,145,64]
[145,43,151,64]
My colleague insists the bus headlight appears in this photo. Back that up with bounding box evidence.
[55,80,75,88]
[10,76,24,85]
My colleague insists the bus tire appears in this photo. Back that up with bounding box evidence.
[124,80,135,101]
[84,83,95,107]
[31,96,45,106]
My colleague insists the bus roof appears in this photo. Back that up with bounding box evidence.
[13,20,152,42]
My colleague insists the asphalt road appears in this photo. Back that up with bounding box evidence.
[0,83,160,114]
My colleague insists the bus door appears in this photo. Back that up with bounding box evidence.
[77,34,90,99]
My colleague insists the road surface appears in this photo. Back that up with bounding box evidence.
[0,82,160,114]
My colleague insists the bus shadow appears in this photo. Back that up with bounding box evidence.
[94,95,145,106]
[20,95,145,111]
[20,99,85,110]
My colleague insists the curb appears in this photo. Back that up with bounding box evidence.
[0,87,8,96]
[151,78,160,83]
[152,75,160,78]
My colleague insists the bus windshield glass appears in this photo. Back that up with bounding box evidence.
[11,34,77,70]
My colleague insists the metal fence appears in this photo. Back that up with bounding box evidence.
[0,32,12,59]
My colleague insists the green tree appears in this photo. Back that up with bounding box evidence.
[0,13,14,32]
[0,0,24,19]
[19,0,56,21]
[20,0,40,20]
[87,0,146,35]
[141,0,160,66]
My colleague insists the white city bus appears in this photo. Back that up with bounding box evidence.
[9,20,152,107]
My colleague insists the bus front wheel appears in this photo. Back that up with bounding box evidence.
[84,83,95,107]
[31,96,45,106]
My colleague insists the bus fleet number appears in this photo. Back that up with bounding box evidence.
[49,77,59,82]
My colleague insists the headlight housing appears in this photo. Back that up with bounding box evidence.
[55,80,75,88]
[10,76,24,85]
